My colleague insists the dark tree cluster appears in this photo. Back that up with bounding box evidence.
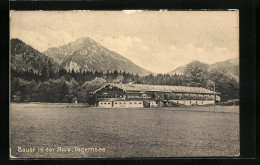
[10,61,239,103]
[10,68,138,103]
[10,76,107,104]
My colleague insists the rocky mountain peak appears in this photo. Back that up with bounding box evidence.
[43,37,151,76]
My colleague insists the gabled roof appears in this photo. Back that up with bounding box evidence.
[93,83,219,94]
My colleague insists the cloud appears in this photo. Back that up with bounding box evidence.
[10,11,239,73]
[11,27,238,73]
[11,26,77,52]
[152,43,238,73]
[99,35,150,64]
[97,36,238,73]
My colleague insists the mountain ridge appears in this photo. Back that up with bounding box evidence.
[44,37,152,76]
[168,58,239,81]
[10,38,60,73]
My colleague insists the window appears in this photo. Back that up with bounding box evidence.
[190,101,191,104]
[177,101,179,103]
[100,103,103,104]
[108,102,110,104]
[104,103,106,104]
[115,102,117,104]
[130,102,132,104]
[196,101,197,104]
[134,102,137,104]
[139,102,142,104]
[119,102,122,104]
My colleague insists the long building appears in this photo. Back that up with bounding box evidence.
[92,82,220,108]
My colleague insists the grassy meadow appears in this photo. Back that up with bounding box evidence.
[10,103,239,158]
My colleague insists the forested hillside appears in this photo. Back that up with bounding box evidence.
[10,39,239,103]
[169,58,239,82]
[11,38,60,73]
[11,61,239,103]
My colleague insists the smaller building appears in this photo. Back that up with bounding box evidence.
[221,99,239,106]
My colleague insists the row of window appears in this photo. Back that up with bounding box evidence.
[99,100,211,105]
[168,97,214,100]
[98,96,122,98]
[97,95,214,99]
[100,102,111,105]
[168,93,210,97]
[99,102,143,105]
[115,102,142,105]
[175,101,209,104]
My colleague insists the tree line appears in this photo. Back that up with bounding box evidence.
[10,61,239,103]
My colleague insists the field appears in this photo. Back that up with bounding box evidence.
[10,103,239,158]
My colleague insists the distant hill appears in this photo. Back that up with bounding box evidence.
[209,58,239,79]
[44,37,151,76]
[10,38,60,73]
[168,65,187,75]
[168,58,239,81]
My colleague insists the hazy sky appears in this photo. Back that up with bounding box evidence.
[10,10,239,73]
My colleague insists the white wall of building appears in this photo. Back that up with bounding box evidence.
[98,101,113,108]
[114,101,143,108]
[170,100,215,106]
[99,101,144,108]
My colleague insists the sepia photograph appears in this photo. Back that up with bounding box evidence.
[9,10,239,158]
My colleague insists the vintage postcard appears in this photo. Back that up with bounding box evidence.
[10,10,239,158]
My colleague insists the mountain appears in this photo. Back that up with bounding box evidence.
[44,37,151,76]
[168,65,187,75]
[168,58,239,80]
[208,58,239,78]
[10,38,60,73]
